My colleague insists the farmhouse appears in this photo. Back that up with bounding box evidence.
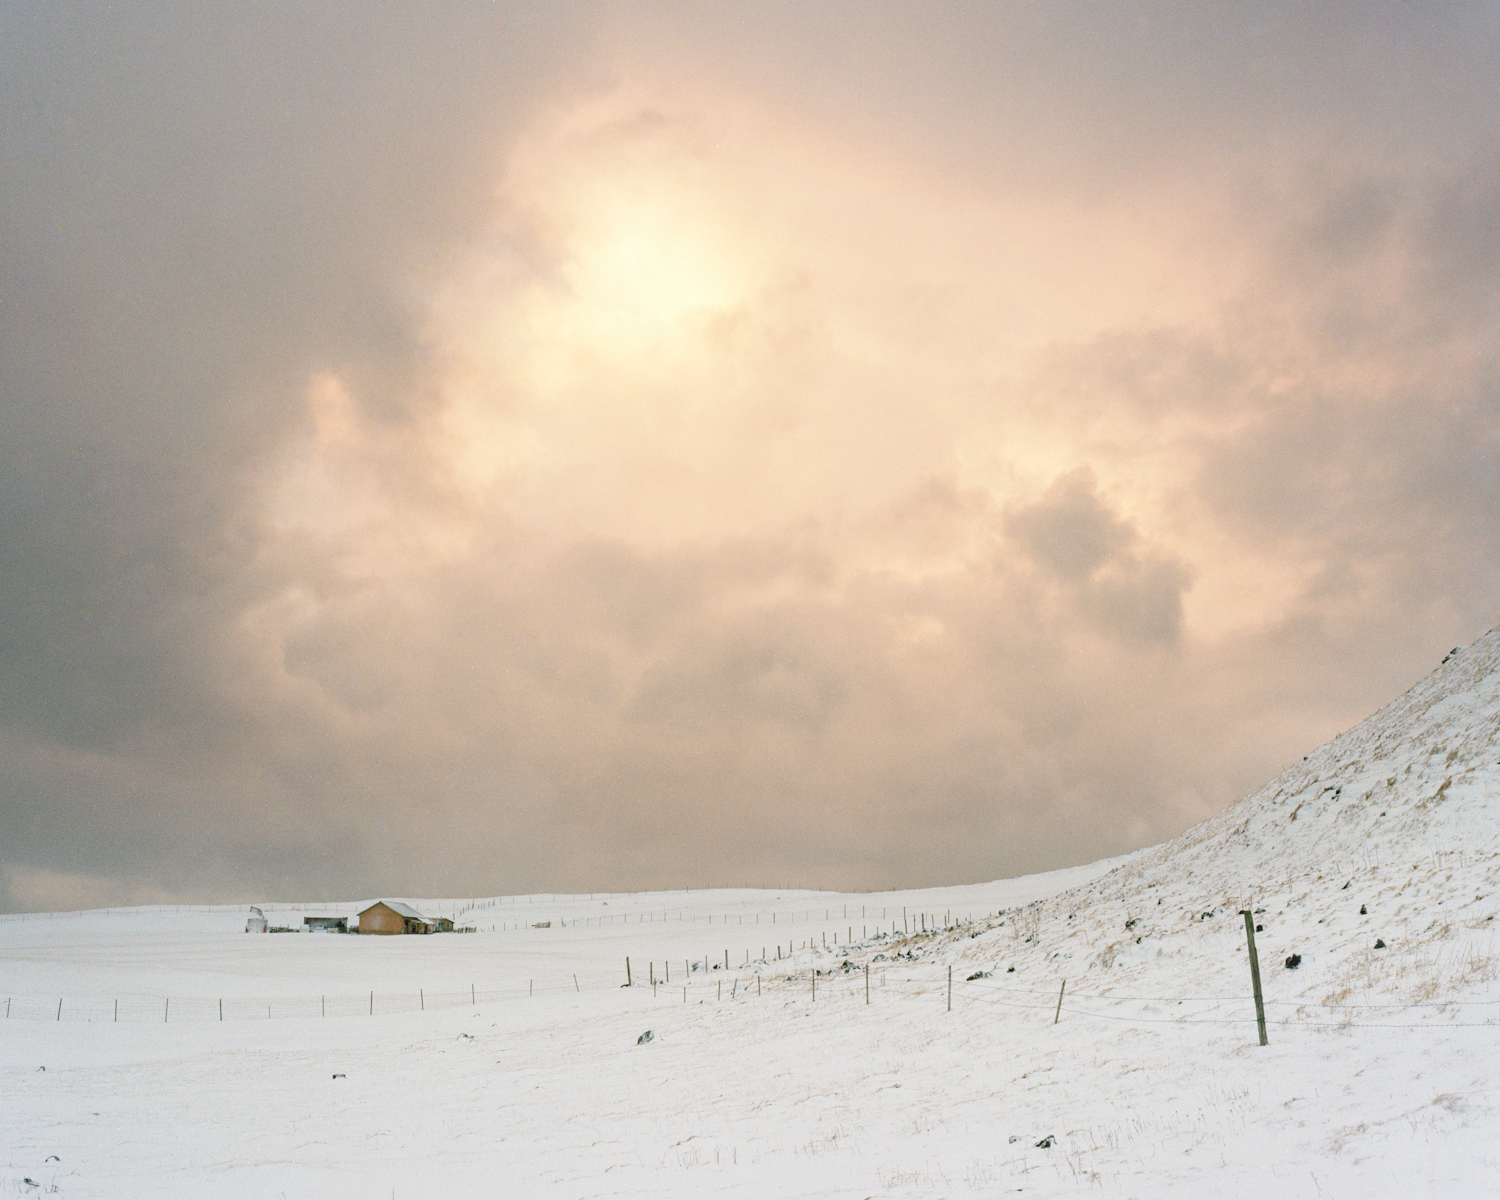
[357,900,435,935]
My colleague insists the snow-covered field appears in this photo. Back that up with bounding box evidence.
[4,631,1500,1197]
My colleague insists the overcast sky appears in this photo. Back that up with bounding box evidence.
[3,3,1498,912]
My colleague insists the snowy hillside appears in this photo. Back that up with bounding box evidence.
[1148,628,1500,886]
[935,627,1500,1020]
[1,631,1498,1197]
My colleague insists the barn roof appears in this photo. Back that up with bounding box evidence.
[361,900,430,922]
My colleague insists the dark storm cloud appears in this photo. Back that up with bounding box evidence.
[3,3,1500,911]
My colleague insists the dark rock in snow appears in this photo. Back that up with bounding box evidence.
[1285,954,1302,969]
[637,1030,656,1044]
[1360,904,1368,915]
[332,1073,346,1079]
[1036,1135,1056,1148]
[967,971,991,980]
[1374,939,1387,949]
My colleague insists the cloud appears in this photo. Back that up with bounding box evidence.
[1009,471,1136,584]
[2,4,1499,907]
[0,862,185,916]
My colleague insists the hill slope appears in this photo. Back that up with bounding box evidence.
[937,626,1500,1022]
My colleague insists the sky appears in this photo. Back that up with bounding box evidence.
[2,3,1499,913]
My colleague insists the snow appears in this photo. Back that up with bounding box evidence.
[3,632,1499,1196]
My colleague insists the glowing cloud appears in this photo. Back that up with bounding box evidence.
[5,5,1496,908]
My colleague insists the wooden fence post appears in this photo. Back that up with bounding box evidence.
[1053,979,1066,1024]
[948,966,952,1012]
[1239,910,1269,1046]
[626,956,632,987]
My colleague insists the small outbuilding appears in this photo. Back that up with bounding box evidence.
[304,915,349,933]
[358,900,433,935]
[246,906,267,934]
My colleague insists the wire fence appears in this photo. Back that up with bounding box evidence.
[1,981,585,1024]
[956,977,1500,1030]
[5,962,1496,1032]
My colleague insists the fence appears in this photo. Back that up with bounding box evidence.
[6,962,1496,1032]
[2,981,579,1024]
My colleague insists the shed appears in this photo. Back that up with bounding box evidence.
[358,900,433,935]
[246,906,267,934]
[304,915,349,933]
